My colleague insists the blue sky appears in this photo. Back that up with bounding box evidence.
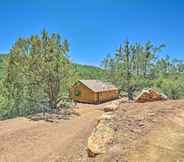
[0,0,184,66]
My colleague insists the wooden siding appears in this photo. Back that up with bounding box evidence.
[70,82,97,104]
[70,82,119,104]
[97,90,119,103]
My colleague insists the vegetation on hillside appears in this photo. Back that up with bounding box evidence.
[74,64,104,80]
[102,40,184,100]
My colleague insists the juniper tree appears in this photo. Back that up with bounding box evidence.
[1,30,77,118]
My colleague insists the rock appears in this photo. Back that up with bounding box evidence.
[104,103,119,112]
[99,112,115,121]
[135,88,168,103]
[160,93,168,100]
[87,118,115,157]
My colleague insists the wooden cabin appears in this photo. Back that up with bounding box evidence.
[70,80,119,104]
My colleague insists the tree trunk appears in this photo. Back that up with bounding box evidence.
[127,86,134,101]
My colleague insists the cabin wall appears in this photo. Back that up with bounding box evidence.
[98,90,119,103]
[70,82,119,104]
[70,83,97,103]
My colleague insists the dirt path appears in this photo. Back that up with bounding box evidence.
[0,107,104,162]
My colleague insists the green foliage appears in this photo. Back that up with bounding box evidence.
[102,40,162,100]
[1,33,184,120]
[0,58,104,82]
[74,64,104,80]
[0,52,104,119]
[74,90,81,97]
[102,40,184,100]
[0,55,6,80]
[155,75,184,99]
[0,30,78,119]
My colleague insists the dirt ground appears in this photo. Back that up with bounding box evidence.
[103,100,184,162]
[0,100,120,162]
[1,99,184,162]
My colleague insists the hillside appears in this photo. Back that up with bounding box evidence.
[74,64,104,80]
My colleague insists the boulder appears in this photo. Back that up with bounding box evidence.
[135,88,167,103]
[99,112,115,121]
[160,93,168,100]
[103,103,119,112]
[87,115,115,157]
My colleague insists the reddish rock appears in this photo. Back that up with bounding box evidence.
[135,88,167,103]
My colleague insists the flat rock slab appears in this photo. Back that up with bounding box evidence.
[87,113,115,157]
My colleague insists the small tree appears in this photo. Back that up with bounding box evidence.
[102,40,135,100]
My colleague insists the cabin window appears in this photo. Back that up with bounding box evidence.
[75,90,81,97]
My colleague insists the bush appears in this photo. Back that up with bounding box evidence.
[155,76,184,99]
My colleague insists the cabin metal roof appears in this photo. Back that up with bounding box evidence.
[79,80,118,92]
